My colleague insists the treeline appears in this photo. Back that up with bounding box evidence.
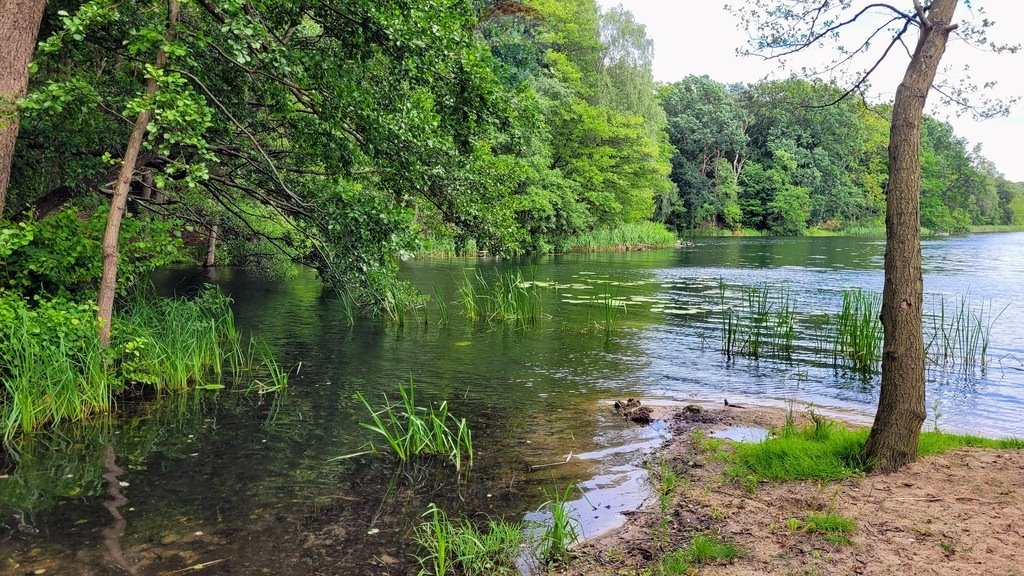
[3,1,1022,307]
[657,76,1024,235]
[4,0,673,304]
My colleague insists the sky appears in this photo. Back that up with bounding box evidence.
[599,1,1024,182]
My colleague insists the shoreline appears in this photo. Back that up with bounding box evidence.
[550,401,1024,576]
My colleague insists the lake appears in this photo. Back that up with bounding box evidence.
[3,233,1023,574]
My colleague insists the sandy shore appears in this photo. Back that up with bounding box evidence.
[551,402,1024,576]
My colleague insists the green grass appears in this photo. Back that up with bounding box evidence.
[791,512,856,545]
[832,289,883,374]
[536,483,581,564]
[730,416,1024,483]
[656,535,739,574]
[415,504,524,576]
[457,270,542,326]
[343,379,473,472]
[0,288,278,443]
[561,221,677,253]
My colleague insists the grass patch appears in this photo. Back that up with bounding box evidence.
[832,289,882,374]
[458,270,542,326]
[561,222,677,253]
[415,504,524,576]
[656,534,738,574]
[536,483,581,564]
[788,512,856,545]
[0,288,278,443]
[730,413,1024,483]
[344,379,473,472]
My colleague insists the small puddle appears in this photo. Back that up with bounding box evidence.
[710,426,769,443]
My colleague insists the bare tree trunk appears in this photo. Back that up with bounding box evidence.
[861,0,958,473]
[0,0,47,218]
[204,224,218,267]
[96,0,179,346]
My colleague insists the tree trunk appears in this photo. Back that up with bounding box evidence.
[861,0,958,473]
[96,0,179,347]
[204,224,218,267]
[0,0,47,218]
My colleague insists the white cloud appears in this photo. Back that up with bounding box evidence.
[600,0,1024,181]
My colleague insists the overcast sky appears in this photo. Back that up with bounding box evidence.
[599,1,1024,182]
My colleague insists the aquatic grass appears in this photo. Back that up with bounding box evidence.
[0,288,273,442]
[457,270,542,326]
[344,380,473,472]
[926,295,1003,372]
[832,289,882,374]
[414,504,525,576]
[432,288,449,327]
[718,282,796,360]
[561,221,676,253]
[536,483,581,564]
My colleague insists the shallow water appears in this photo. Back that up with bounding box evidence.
[3,233,1023,574]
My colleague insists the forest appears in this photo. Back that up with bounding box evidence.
[1,0,1023,437]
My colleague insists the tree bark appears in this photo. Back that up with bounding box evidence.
[861,0,958,472]
[204,224,218,267]
[0,0,47,218]
[96,0,179,347]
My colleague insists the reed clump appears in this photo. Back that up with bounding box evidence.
[719,282,795,360]
[415,504,525,576]
[0,288,281,443]
[831,289,883,374]
[347,380,473,472]
[458,270,542,326]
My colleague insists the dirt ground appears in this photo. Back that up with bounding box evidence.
[553,403,1024,576]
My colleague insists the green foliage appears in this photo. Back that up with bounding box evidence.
[414,504,524,576]
[0,287,268,443]
[0,208,182,299]
[536,483,581,564]
[346,380,473,472]
[656,535,739,574]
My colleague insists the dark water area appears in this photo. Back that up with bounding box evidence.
[3,233,1023,574]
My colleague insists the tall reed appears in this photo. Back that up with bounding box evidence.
[458,270,542,326]
[926,295,1003,372]
[831,289,883,374]
[718,282,795,360]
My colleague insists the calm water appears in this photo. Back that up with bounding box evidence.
[3,233,1023,574]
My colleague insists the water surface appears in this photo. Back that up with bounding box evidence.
[3,233,1023,574]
